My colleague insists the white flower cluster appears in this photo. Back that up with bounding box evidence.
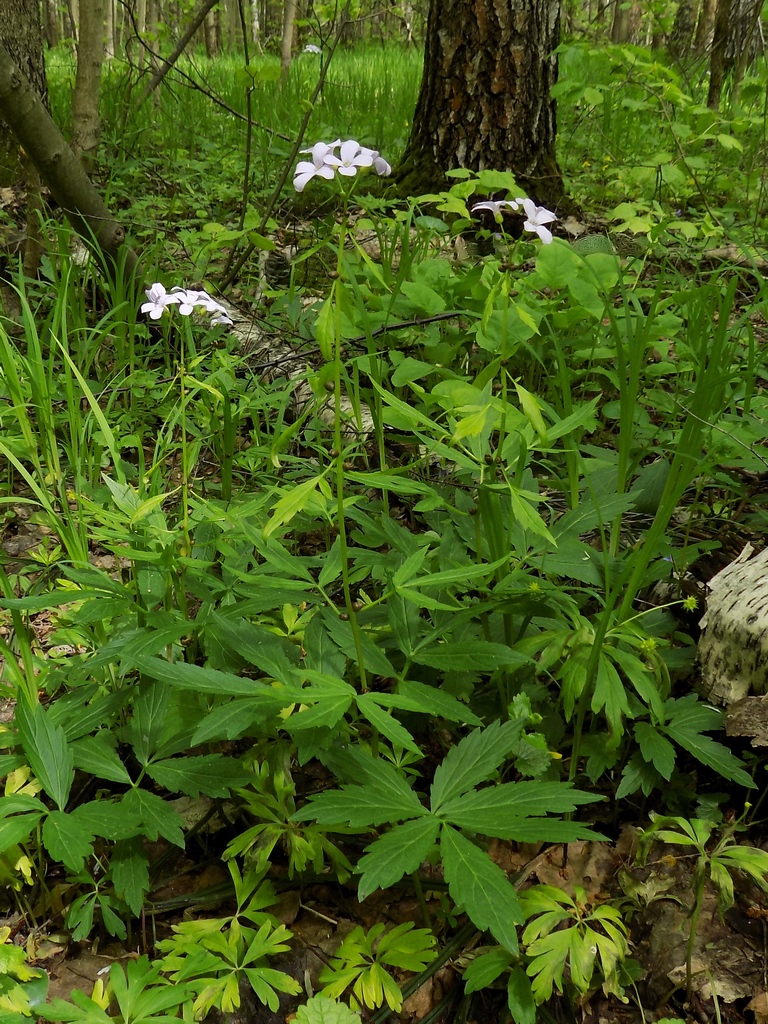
[294,140,392,192]
[472,197,557,244]
[302,43,321,53]
[140,284,233,325]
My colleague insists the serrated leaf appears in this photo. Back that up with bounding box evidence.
[430,720,525,813]
[145,755,248,798]
[664,723,755,788]
[191,697,282,745]
[111,836,149,916]
[441,825,522,952]
[357,817,441,901]
[126,681,170,764]
[132,654,298,697]
[72,800,143,841]
[121,789,184,847]
[294,761,426,828]
[15,700,73,811]
[356,695,421,755]
[395,680,482,726]
[71,733,132,785]
[440,781,602,835]
[206,612,300,680]
[42,811,95,872]
[634,722,675,780]
[413,641,524,672]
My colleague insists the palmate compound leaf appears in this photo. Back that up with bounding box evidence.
[15,699,74,811]
[441,825,523,953]
[356,817,442,901]
[430,720,526,813]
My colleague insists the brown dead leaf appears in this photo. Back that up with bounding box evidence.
[531,842,621,898]
[747,990,768,1024]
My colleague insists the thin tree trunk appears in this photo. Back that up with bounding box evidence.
[104,0,115,58]
[204,8,220,55]
[730,0,763,103]
[44,0,60,47]
[71,0,105,171]
[707,0,732,108]
[0,40,139,277]
[610,0,631,42]
[694,0,717,53]
[281,0,297,77]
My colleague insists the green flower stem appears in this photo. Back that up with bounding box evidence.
[332,195,368,692]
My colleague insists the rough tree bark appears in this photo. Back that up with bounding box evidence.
[396,0,565,208]
[0,41,139,279]
[707,0,732,108]
[0,0,48,186]
[71,0,105,171]
[281,0,298,77]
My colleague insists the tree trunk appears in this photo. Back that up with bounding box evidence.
[105,0,116,58]
[0,40,139,278]
[71,0,105,171]
[0,0,48,186]
[204,8,221,56]
[280,0,298,76]
[610,0,631,42]
[707,0,732,108]
[730,0,763,103]
[44,0,60,48]
[396,0,565,208]
[694,0,717,53]
[669,0,699,61]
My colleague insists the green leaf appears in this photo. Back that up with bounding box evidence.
[132,654,296,698]
[463,947,513,992]
[315,290,336,361]
[294,761,426,828]
[320,608,396,678]
[663,717,754,788]
[15,700,73,811]
[441,825,523,952]
[191,697,282,745]
[42,811,94,872]
[0,814,44,853]
[110,836,149,916]
[413,641,525,673]
[206,612,300,680]
[71,732,132,785]
[121,789,185,847]
[355,695,421,756]
[431,721,525,813]
[439,782,603,836]
[71,800,142,841]
[294,995,362,1024]
[507,965,536,1024]
[357,817,441,901]
[634,722,675,780]
[397,680,482,726]
[126,681,170,765]
[145,755,248,798]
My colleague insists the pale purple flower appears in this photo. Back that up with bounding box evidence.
[303,44,321,53]
[366,149,392,176]
[471,199,520,219]
[142,285,233,326]
[520,198,557,244]
[325,139,374,177]
[293,141,338,192]
[141,283,181,319]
